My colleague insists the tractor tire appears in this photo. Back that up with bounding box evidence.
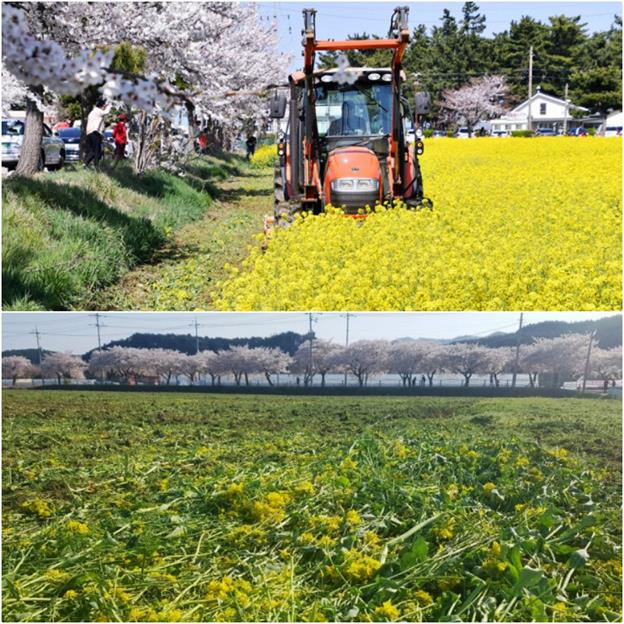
[273,161,301,224]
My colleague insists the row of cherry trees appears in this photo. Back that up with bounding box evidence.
[3,334,621,388]
[2,2,286,175]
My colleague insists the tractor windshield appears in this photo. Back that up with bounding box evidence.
[315,82,392,138]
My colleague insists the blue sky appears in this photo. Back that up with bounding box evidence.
[2,312,616,354]
[254,1,621,71]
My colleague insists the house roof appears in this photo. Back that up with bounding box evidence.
[509,90,588,114]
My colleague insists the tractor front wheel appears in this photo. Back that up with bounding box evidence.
[274,160,302,223]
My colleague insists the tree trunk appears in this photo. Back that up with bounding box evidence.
[15,88,44,177]
[427,372,436,387]
[357,374,364,387]
[464,373,472,387]
[12,377,17,386]
[244,372,249,386]
[265,372,274,386]
[321,372,326,387]
[234,373,241,386]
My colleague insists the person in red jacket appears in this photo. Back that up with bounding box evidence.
[111,113,128,168]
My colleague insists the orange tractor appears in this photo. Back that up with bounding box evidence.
[268,6,432,223]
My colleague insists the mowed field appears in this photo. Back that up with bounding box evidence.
[2,391,621,622]
[216,138,622,311]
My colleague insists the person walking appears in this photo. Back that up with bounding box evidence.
[84,98,111,169]
[245,134,257,160]
[111,113,128,169]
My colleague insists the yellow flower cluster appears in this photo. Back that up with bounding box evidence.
[216,138,621,310]
[250,143,277,169]
[342,549,382,582]
[251,491,291,523]
[20,497,52,518]
[66,520,89,535]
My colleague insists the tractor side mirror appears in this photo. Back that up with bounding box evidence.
[414,92,432,115]
[269,94,287,119]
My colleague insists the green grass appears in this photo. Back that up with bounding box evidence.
[2,156,242,310]
[2,392,621,622]
[97,167,273,310]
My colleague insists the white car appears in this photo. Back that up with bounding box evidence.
[604,126,622,137]
[2,118,65,170]
[455,127,472,139]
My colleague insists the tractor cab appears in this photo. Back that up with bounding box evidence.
[269,6,431,222]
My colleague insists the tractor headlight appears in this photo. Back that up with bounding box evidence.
[331,178,379,192]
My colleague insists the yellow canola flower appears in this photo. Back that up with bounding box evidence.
[374,600,401,621]
[66,520,89,535]
[343,549,382,582]
[216,138,621,311]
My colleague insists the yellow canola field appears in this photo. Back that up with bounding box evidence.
[216,138,622,311]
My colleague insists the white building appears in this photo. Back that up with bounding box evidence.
[601,111,622,136]
[490,87,588,133]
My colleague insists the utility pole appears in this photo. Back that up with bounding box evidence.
[90,313,103,352]
[193,317,200,355]
[31,326,43,366]
[582,331,597,393]
[344,312,351,386]
[527,46,534,132]
[563,82,569,135]
[511,312,524,388]
[307,313,314,386]
[30,327,43,385]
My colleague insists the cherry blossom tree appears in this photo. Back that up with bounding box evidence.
[520,334,588,388]
[41,352,87,385]
[590,347,622,389]
[292,340,343,387]
[254,347,293,386]
[2,355,34,385]
[484,347,515,387]
[216,346,259,387]
[3,2,287,175]
[195,350,226,386]
[387,340,437,387]
[421,343,445,387]
[88,347,152,382]
[442,343,491,387]
[440,75,508,135]
[336,340,390,387]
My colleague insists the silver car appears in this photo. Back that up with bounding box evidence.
[2,118,66,170]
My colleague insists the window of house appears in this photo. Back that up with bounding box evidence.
[540,103,547,115]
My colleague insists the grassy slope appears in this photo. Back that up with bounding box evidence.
[2,392,621,622]
[2,156,243,310]
[96,167,273,310]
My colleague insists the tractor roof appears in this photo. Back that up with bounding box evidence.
[289,67,406,84]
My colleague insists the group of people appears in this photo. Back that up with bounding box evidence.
[53,99,129,170]
[84,99,129,169]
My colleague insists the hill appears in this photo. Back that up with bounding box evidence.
[83,331,312,359]
[459,315,621,348]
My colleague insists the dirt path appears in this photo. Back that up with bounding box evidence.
[96,166,272,310]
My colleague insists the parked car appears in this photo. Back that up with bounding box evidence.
[58,127,82,162]
[455,127,472,139]
[604,126,622,137]
[535,127,557,137]
[431,130,446,138]
[491,130,511,138]
[58,127,114,163]
[567,127,588,137]
[2,118,65,170]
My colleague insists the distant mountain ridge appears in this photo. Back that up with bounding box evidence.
[457,315,621,349]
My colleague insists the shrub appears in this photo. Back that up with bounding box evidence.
[423,129,434,138]
[511,130,534,137]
